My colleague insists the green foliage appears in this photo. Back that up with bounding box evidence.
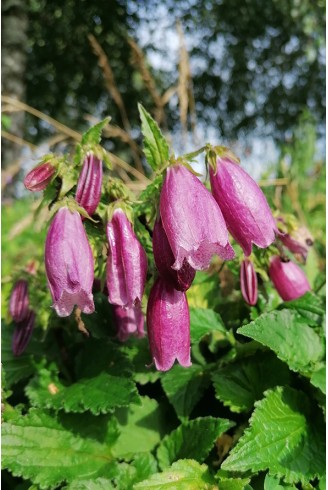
[157,417,234,469]
[81,117,111,146]
[222,387,325,484]
[134,459,218,489]
[138,104,170,172]
[189,307,227,343]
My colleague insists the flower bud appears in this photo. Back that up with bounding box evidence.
[76,153,103,216]
[279,225,313,263]
[160,164,234,271]
[24,162,56,192]
[269,255,311,301]
[210,157,279,256]
[106,208,148,307]
[153,218,195,291]
[9,279,29,323]
[12,309,35,356]
[146,278,191,371]
[113,304,145,342]
[45,207,95,317]
[240,259,258,306]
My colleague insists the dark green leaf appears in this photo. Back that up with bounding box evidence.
[138,104,170,171]
[1,325,36,387]
[157,416,234,469]
[212,352,292,413]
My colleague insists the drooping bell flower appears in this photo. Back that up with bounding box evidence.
[240,259,258,306]
[12,309,35,356]
[146,277,191,371]
[279,225,313,263]
[113,304,145,342]
[106,208,147,307]
[160,164,234,271]
[153,218,195,291]
[269,255,311,301]
[209,154,279,256]
[9,279,29,323]
[76,153,103,216]
[45,207,95,317]
[24,162,56,192]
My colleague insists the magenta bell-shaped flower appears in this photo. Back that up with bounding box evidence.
[269,255,311,301]
[45,207,95,317]
[113,304,145,342]
[240,259,258,306]
[9,279,30,323]
[210,157,279,256]
[76,153,103,216]
[160,164,234,271]
[12,309,35,356]
[153,218,195,291]
[106,208,148,307]
[24,162,56,192]
[146,278,191,371]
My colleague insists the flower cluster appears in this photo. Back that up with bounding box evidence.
[20,142,312,371]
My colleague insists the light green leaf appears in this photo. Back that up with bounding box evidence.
[81,117,111,145]
[2,409,118,489]
[161,364,210,420]
[264,474,297,489]
[190,307,226,343]
[134,459,218,489]
[310,365,326,394]
[281,291,325,326]
[157,416,234,469]
[237,309,324,374]
[212,352,292,413]
[65,478,115,490]
[112,397,165,457]
[26,368,140,414]
[222,387,325,484]
[138,104,169,171]
[217,476,252,490]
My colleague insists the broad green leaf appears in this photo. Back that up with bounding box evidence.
[264,474,297,489]
[138,104,169,171]
[65,478,115,490]
[310,365,326,394]
[134,459,218,489]
[237,309,324,374]
[161,364,211,419]
[157,416,234,469]
[26,368,140,414]
[217,476,252,490]
[222,387,325,484]
[2,409,118,489]
[81,117,111,145]
[190,307,226,343]
[1,325,36,387]
[212,352,291,413]
[112,397,165,457]
[281,291,325,326]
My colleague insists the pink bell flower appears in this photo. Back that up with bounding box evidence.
[106,208,148,307]
[113,304,145,342]
[210,157,279,256]
[12,309,35,356]
[160,164,234,271]
[269,255,311,301]
[146,277,191,371]
[24,162,56,192]
[45,207,95,317]
[240,259,258,306]
[76,153,103,216]
[9,279,29,323]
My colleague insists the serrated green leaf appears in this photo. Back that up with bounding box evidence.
[81,117,111,145]
[264,474,297,489]
[237,309,324,374]
[222,387,325,484]
[281,292,325,326]
[218,476,252,490]
[190,307,227,343]
[212,352,292,413]
[310,365,326,394]
[134,459,218,489]
[112,397,165,457]
[114,453,158,490]
[138,104,169,171]
[161,364,210,420]
[26,368,140,414]
[157,416,234,470]
[2,409,118,489]
[1,324,36,387]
